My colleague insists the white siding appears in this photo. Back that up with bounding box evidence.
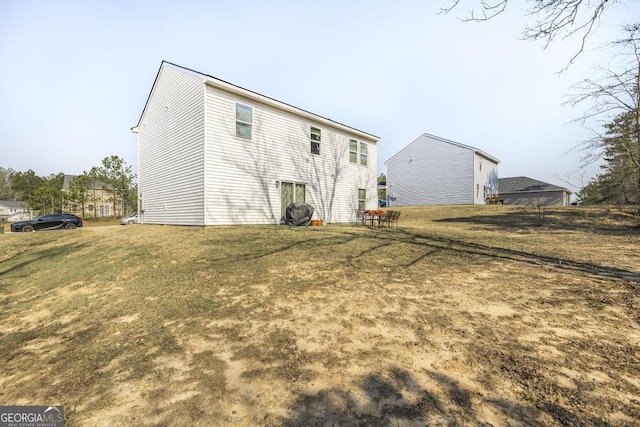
[203,85,377,225]
[387,134,474,206]
[137,64,205,225]
[473,152,499,204]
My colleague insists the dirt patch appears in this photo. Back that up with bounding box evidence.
[1,206,639,425]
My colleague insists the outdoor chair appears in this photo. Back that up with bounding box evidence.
[378,210,393,227]
[356,210,366,225]
[388,210,401,227]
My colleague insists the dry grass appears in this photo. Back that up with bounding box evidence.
[0,205,639,426]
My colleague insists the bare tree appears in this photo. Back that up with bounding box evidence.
[440,0,622,67]
[568,24,640,160]
[567,24,640,211]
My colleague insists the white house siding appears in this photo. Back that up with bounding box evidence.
[473,152,499,204]
[204,84,377,225]
[386,135,475,206]
[137,64,205,225]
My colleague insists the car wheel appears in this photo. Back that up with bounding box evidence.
[65,223,76,230]
[128,220,135,224]
[22,225,34,232]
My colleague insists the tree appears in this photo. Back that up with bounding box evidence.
[0,167,16,200]
[68,172,92,218]
[11,170,43,201]
[98,155,135,217]
[87,167,102,220]
[25,173,65,214]
[576,175,609,204]
[568,24,640,212]
[440,1,632,68]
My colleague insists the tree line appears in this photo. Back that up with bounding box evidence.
[0,155,136,219]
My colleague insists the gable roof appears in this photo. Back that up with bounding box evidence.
[385,132,500,165]
[132,61,379,142]
[498,176,571,194]
[62,174,110,191]
[0,200,25,209]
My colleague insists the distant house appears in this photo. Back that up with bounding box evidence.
[62,175,122,218]
[0,200,31,222]
[498,176,571,206]
[131,61,379,226]
[385,133,500,206]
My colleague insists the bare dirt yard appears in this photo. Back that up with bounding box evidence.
[1,205,639,426]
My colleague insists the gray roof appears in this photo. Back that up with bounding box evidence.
[498,176,571,194]
[0,200,26,209]
[62,174,109,190]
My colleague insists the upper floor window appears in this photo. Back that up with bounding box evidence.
[360,142,368,166]
[235,103,253,140]
[349,139,358,163]
[479,160,482,171]
[349,140,369,165]
[310,127,321,155]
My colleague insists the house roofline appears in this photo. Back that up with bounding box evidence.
[133,61,380,142]
[132,61,166,134]
[384,132,500,165]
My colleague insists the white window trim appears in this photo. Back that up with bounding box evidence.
[235,102,253,141]
[360,142,368,166]
[310,126,321,155]
[349,139,369,166]
[349,139,358,164]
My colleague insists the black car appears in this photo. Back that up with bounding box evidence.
[11,214,83,232]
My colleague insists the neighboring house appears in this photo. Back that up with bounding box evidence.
[0,200,31,222]
[498,176,572,206]
[62,175,122,218]
[385,133,499,206]
[131,61,380,226]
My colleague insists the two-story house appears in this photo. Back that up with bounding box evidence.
[132,61,379,226]
[385,133,500,206]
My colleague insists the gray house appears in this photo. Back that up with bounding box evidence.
[498,176,571,206]
[385,133,500,206]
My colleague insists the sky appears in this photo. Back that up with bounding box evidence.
[1,0,638,194]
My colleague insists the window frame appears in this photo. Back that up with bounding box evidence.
[280,181,307,219]
[310,127,321,155]
[349,139,358,164]
[358,188,366,212]
[359,142,368,166]
[235,103,253,141]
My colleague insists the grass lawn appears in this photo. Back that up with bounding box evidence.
[1,205,639,426]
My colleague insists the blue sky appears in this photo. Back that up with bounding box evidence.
[1,0,637,193]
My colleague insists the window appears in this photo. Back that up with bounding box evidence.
[358,188,366,212]
[310,127,321,155]
[479,160,482,171]
[281,182,306,219]
[360,142,368,165]
[349,139,358,163]
[476,184,479,198]
[235,103,252,140]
